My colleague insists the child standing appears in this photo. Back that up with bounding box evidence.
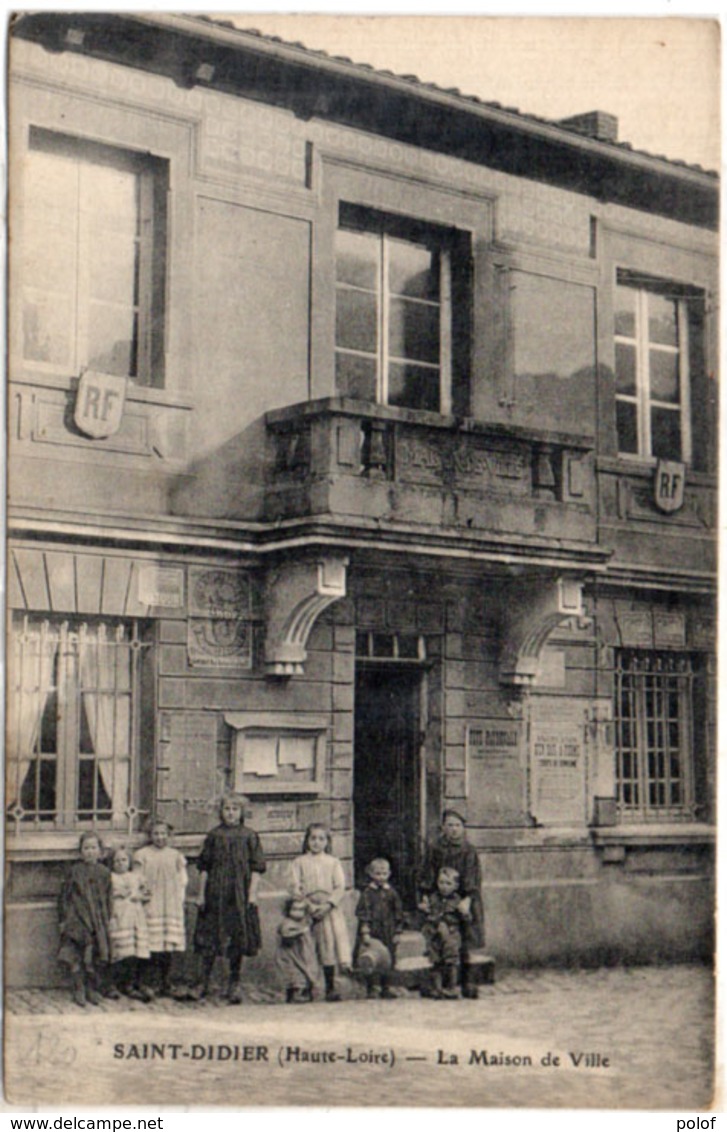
[354,857,403,999]
[276,897,318,1003]
[57,832,113,1007]
[290,824,351,1002]
[420,866,470,999]
[109,846,153,1001]
[193,794,266,1004]
[134,817,188,996]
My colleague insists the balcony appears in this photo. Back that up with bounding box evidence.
[264,399,599,562]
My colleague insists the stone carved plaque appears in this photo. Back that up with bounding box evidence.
[187,567,253,668]
[467,722,526,824]
[617,611,654,648]
[157,712,218,802]
[531,722,585,825]
[397,436,443,485]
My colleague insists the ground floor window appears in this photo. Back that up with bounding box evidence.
[6,615,152,831]
[614,649,697,821]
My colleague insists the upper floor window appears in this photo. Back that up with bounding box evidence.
[335,203,470,415]
[6,616,153,832]
[614,272,705,463]
[22,128,167,386]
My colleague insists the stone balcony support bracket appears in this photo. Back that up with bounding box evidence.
[264,554,349,677]
[500,575,585,686]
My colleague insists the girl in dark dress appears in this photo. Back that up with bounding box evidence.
[57,832,114,1007]
[418,809,484,998]
[355,857,404,999]
[192,794,266,1004]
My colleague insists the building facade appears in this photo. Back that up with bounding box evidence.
[7,14,718,986]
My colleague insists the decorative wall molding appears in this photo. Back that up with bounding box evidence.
[500,575,584,686]
[264,554,349,677]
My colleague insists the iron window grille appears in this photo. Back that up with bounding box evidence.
[614,649,697,822]
[7,615,152,833]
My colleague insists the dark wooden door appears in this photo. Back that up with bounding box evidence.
[353,665,421,906]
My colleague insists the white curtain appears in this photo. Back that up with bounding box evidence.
[7,620,58,809]
[79,623,130,819]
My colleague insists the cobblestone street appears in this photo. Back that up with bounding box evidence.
[4,964,715,1109]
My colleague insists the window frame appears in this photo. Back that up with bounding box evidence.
[6,614,152,834]
[21,127,167,388]
[613,270,699,464]
[613,649,697,823]
[335,203,471,416]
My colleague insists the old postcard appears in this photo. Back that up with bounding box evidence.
[4,14,719,1109]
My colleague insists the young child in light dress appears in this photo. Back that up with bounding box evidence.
[276,896,318,1003]
[109,845,154,1001]
[290,823,351,1002]
[134,817,187,996]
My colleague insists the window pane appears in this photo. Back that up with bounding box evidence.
[388,361,440,412]
[23,223,77,293]
[397,634,420,659]
[23,292,74,366]
[616,400,638,454]
[371,633,395,658]
[90,236,139,306]
[88,304,138,376]
[388,239,439,300]
[615,342,636,395]
[614,284,636,337]
[389,297,440,364]
[649,349,680,403]
[335,352,377,401]
[20,759,57,819]
[651,407,682,460]
[77,758,112,819]
[336,229,379,289]
[25,149,79,213]
[81,165,140,235]
[336,288,377,353]
[648,293,678,346]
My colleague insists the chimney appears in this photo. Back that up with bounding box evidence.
[557,111,618,143]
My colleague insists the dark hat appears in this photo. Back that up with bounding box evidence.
[441,808,467,824]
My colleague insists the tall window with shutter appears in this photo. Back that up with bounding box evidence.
[21,128,167,386]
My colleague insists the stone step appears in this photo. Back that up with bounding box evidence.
[392,950,496,990]
[396,929,427,959]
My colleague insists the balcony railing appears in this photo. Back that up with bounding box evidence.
[265,399,597,549]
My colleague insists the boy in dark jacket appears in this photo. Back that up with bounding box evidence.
[354,857,404,999]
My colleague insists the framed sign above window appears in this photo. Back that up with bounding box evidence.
[225,713,328,795]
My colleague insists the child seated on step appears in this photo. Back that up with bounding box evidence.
[419,866,471,999]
